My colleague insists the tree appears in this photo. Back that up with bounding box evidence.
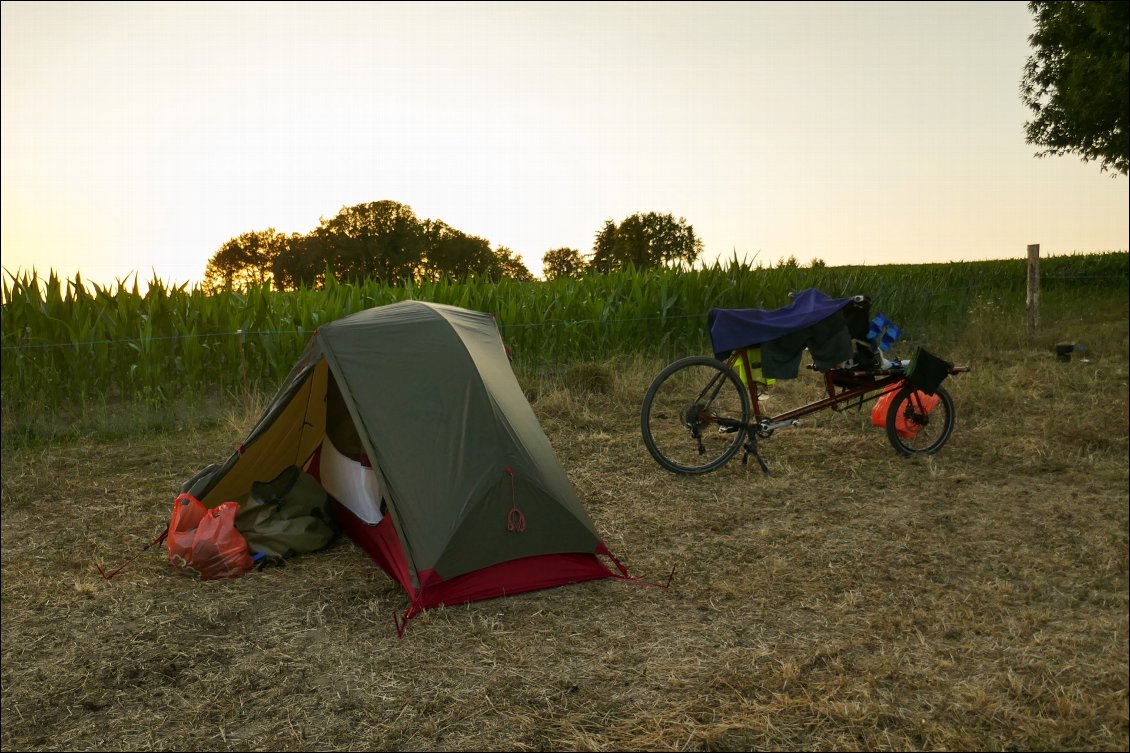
[419,221,495,281]
[1021,1,1129,175]
[541,247,587,280]
[272,233,329,290]
[206,198,532,289]
[589,212,703,273]
[491,246,534,281]
[314,200,427,283]
[202,229,288,293]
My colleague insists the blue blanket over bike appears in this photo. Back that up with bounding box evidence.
[707,288,857,379]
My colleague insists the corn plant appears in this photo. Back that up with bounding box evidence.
[2,252,1126,437]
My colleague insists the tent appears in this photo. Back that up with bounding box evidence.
[181,300,629,624]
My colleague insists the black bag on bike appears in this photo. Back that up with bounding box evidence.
[905,346,953,395]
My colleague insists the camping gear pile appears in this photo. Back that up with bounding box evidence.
[167,300,629,626]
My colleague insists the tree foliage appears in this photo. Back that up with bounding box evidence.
[419,220,495,281]
[202,229,289,293]
[315,200,427,284]
[541,247,587,280]
[1021,0,1129,174]
[205,203,706,291]
[589,212,703,273]
[271,233,329,291]
[491,246,535,282]
[208,200,532,291]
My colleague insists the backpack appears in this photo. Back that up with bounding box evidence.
[235,465,338,560]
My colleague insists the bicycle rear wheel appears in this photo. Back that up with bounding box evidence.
[885,384,955,456]
[641,356,750,474]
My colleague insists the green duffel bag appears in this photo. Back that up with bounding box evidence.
[236,465,338,560]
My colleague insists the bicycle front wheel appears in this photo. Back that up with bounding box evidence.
[885,384,955,456]
[641,356,751,474]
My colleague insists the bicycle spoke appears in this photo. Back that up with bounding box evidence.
[886,384,955,455]
[641,357,750,474]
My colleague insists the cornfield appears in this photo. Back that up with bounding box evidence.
[2,252,1127,438]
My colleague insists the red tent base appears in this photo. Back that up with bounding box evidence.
[329,499,629,626]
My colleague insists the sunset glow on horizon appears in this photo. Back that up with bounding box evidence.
[2,1,1127,289]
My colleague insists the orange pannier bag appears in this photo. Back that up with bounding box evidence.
[167,493,254,580]
[871,385,940,439]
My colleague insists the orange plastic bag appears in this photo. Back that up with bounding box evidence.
[871,386,940,439]
[167,493,254,580]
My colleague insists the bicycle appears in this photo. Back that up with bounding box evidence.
[640,290,970,475]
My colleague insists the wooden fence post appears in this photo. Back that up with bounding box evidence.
[1026,244,1040,340]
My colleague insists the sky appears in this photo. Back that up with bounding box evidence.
[2,1,1127,288]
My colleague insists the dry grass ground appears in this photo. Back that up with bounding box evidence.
[3,309,1128,751]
